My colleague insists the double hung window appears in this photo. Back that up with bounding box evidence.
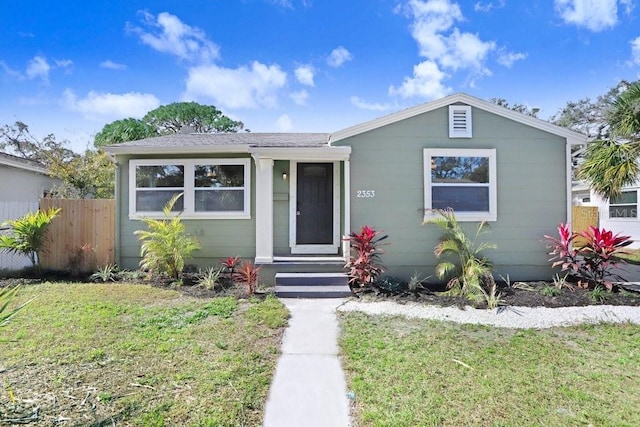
[130,158,251,219]
[423,148,497,221]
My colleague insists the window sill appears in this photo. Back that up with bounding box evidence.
[129,213,251,221]
[423,213,497,223]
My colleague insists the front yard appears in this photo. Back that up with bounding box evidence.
[340,312,640,426]
[0,282,288,426]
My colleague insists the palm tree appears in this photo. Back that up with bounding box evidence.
[578,81,640,200]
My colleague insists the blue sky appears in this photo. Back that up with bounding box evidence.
[1,0,639,153]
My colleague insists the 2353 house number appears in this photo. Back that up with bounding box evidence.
[356,190,376,198]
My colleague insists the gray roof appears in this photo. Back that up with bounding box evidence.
[0,151,48,173]
[105,132,330,151]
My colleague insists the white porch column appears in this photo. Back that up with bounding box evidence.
[254,156,274,263]
[343,159,351,260]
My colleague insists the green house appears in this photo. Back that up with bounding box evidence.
[104,93,587,287]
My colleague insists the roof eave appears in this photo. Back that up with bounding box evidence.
[104,144,252,156]
[0,158,49,175]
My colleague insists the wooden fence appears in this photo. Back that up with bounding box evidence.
[572,205,599,246]
[39,199,115,272]
[0,201,40,270]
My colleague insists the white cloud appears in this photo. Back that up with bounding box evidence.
[129,11,219,63]
[393,0,501,98]
[183,61,287,109]
[474,1,505,12]
[276,114,293,131]
[62,89,161,120]
[496,48,527,67]
[100,60,127,70]
[389,60,451,99]
[327,46,353,67]
[554,0,619,31]
[350,96,390,111]
[439,29,495,73]
[290,89,309,106]
[631,36,640,65]
[0,61,23,80]
[295,65,315,86]
[26,56,51,82]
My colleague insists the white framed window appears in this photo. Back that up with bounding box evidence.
[449,105,472,138]
[129,158,251,219]
[423,148,497,222]
[609,190,637,219]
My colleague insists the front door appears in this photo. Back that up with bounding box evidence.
[291,162,338,254]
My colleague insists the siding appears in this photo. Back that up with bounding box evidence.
[333,106,567,281]
[0,165,58,202]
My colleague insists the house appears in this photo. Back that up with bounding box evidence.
[0,152,59,270]
[581,186,640,248]
[104,93,587,285]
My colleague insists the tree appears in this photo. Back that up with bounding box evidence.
[94,118,157,147]
[490,98,540,117]
[0,121,115,198]
[143,102,244,134]
[94,102,245,148]
[576,81,640,199]
[550,80,632,140]
[47,149,116,198]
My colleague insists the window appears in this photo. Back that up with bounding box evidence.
[423,148,497,221]
[449,105,472,138]
[609,190,637,219]
[130,158,251,219]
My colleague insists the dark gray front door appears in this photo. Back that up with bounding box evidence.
[296,163,333,245]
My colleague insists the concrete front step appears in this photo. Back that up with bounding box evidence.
[275,273,352,298]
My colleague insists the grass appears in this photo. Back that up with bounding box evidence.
[615,248,640,264]
[340,312,640,427]
[0,282,288,426]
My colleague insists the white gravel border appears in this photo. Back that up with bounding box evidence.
[338,300,640,329]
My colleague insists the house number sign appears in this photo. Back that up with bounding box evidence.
[356,190,376,198]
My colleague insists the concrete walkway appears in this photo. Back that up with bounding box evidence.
[263,298,351,427]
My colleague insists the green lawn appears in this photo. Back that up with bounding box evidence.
[340,312,640,427]
[1,282,288,426]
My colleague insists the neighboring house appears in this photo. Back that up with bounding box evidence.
[0,152,59,270]
[584,186,640,248]
[104,93,587,284]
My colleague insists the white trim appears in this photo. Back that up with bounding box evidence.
[128,158,251,219]
[423,148,497,222]
[249,146,351,161]
[343,159,351,261]
[289,161,341,254]
[108,144,251,155]
[330,93,587,146]
[254,158,274,263]
[449,105,472,138]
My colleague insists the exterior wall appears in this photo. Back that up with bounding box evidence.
[590,188,640,249]
[333,106,567,281]
[273,160,291,255]
[0,165,57,202]
[115,153,256,270]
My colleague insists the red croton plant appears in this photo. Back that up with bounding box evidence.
[344,225,388,289]
[545,223,632,290]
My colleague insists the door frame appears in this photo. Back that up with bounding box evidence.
[289,160,340,254]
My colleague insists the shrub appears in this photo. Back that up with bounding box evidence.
[0,207,61,268]
[428,208,496,303]
[232,261,261,295]
[90,264,119,283]
[545,223,631,290]
[198,266,223,290]
[344,225,388,289]
[221,256,241,275]
[134,194,200,280]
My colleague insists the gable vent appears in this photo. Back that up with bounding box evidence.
[449,105,472,138]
